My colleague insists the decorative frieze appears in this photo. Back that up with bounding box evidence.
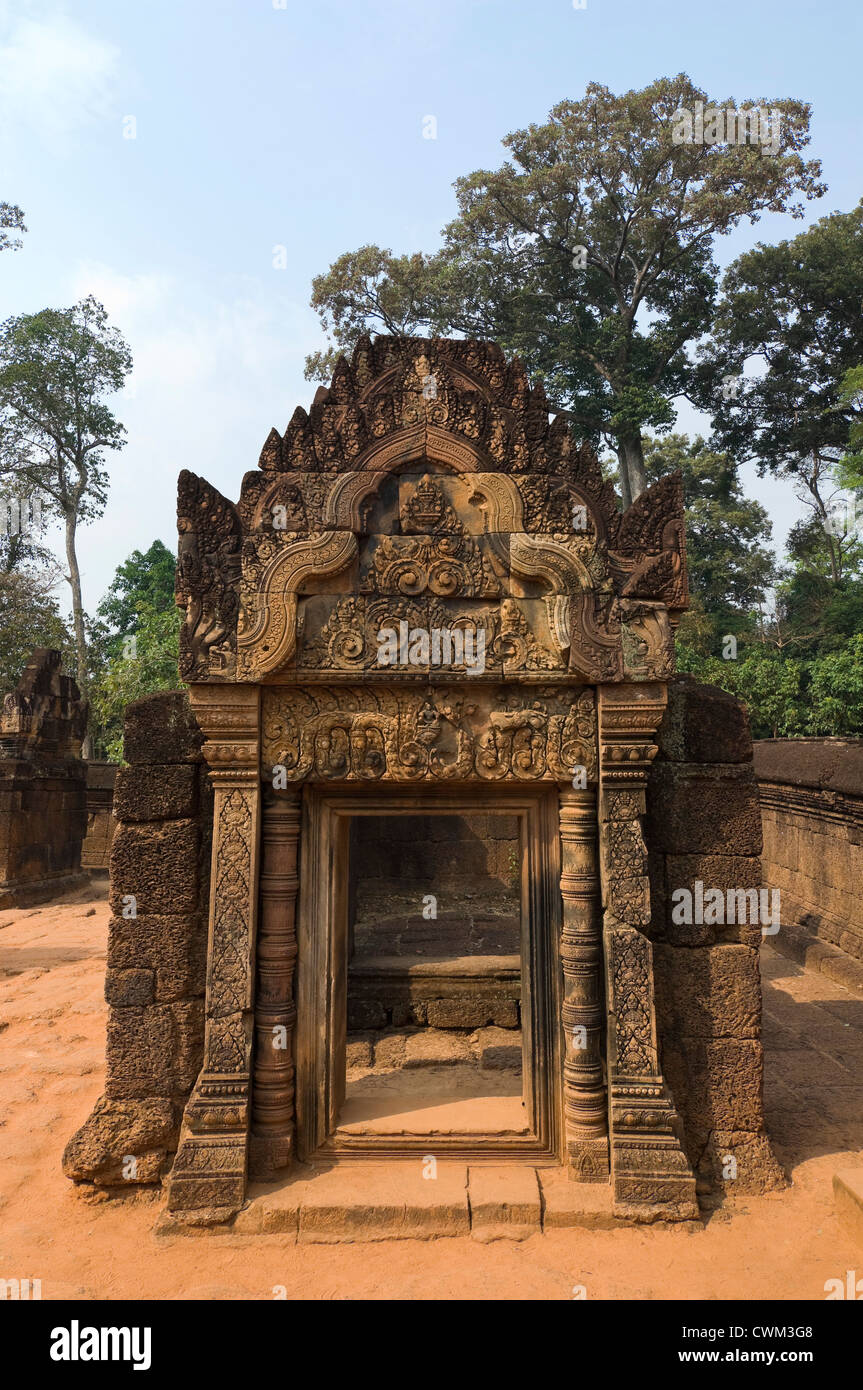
[260,685,597,784]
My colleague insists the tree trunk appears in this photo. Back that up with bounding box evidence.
[65,509,92,759]
[617,431,648,507]
[616,447,632,511]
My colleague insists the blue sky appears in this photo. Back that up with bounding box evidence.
[2,0,861,615]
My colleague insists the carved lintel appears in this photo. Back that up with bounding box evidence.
[260,685,597,784]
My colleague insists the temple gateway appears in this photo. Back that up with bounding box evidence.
[70,335,780,1227]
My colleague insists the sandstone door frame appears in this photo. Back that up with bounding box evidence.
[293,782,565,1160]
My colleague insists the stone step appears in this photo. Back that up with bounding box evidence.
[219,1160,615,1242]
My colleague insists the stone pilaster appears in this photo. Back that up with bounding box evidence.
[598,683,698,1221]
[166,685,261,1221]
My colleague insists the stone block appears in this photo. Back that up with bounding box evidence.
[345,1035,373,1068]
[426,997,497,1029]
[105,967,156,1008]
[109,819,201,916]
[373,1031,407,1068]
[694,1130,786,1195]
[113,764,198,823]
[468,1164,541,1241]
[472,1026,522,1070]
[347,998,386,1030]
[648,764,762,856]
[661,1038,767,1149]
[404,1029,473,1067]
[62,1096,176,1185]
[107,913,207,1002]
[658,677,753,765]
[105,1000,204,1100]
[122,691,203,765]
[653,944,761,1039]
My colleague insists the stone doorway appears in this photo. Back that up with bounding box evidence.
[294,786,563,1159]
[342,810,524,1142]
[163,335,701,1223]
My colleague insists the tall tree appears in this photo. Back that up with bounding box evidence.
[695,203,863,522]
[306,75,823,504]
[0,296,132,750]
[0,570,71,695]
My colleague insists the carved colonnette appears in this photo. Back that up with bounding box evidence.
[558,787,607,1178]
[598,684,698,1220]
[248,789,300,1177]
[166,686,261,1217]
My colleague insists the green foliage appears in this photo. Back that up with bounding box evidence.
[0,203,26,254]
[0,295,132,716]
[87,540,181,759]
[0,569,72,695]
[306,75,823,502]
[97,540,176,652]
[678,638,863,739]
[89,602,182,762]
[697,204,863,480]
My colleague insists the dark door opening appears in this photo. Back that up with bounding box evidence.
[335,812,527,1139]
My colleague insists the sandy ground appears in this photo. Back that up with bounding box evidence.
[1,883,862,1301]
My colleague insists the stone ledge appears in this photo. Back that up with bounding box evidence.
[767,920,863,997]
[754,738,863,796]
[0,871,90,910]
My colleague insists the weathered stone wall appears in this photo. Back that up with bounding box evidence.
[0,648,89,907]
[81,760,118,873]
[645,676,784,1195]
[63,692,212,1188]
[754,738,863,993]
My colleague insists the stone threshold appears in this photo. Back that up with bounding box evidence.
[156,1161,618,1242]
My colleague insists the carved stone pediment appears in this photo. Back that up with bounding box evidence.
[178,338,686,688]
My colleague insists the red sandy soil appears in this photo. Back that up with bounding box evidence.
[1,883,861,1301]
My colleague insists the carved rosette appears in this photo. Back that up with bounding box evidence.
[598,684,698,1221]
[167,686,261,1220]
